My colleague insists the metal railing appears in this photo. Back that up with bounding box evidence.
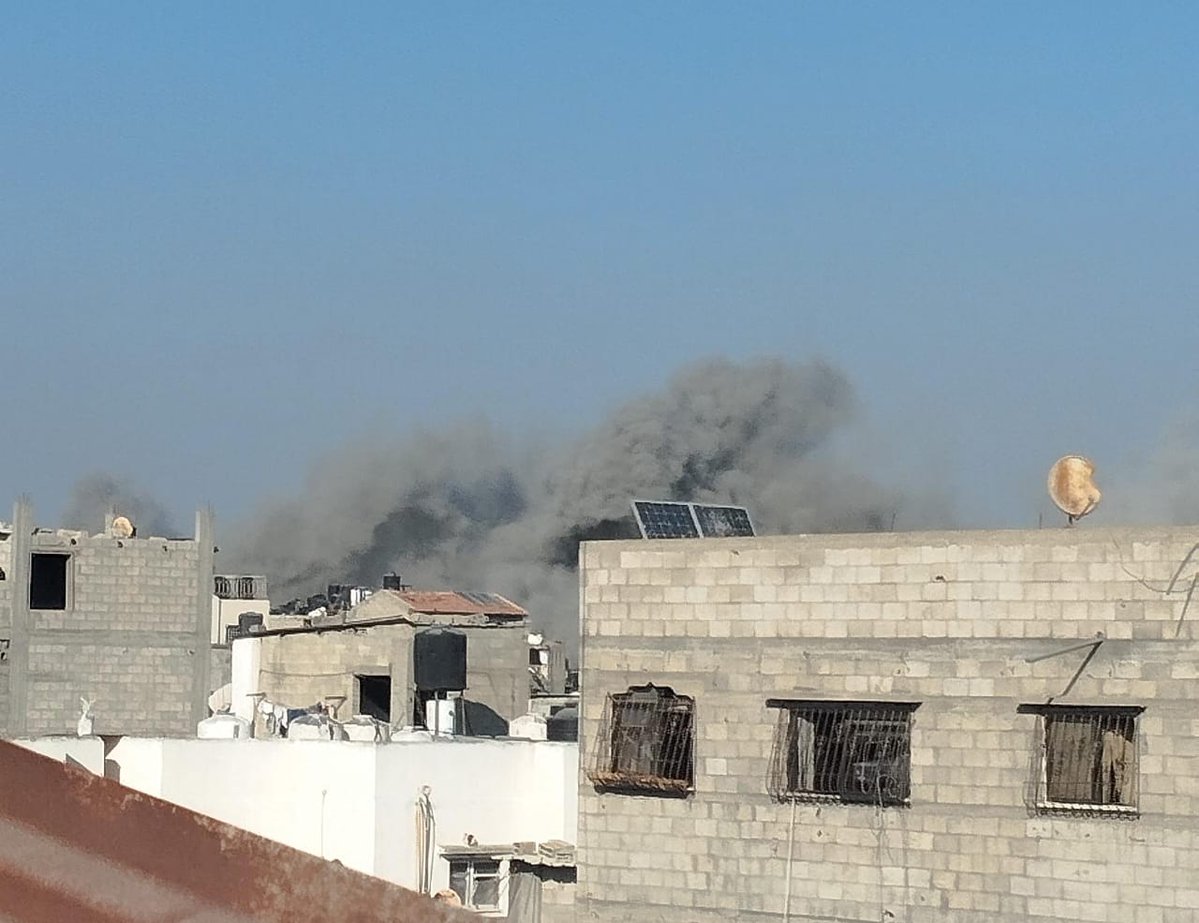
[587,685,694,795]
[766,701,918,806]
[214,575,268,600]
[1021,705,1141,817]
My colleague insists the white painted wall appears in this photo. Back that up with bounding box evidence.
[91,736,579,895]
[230,636,262,723]
[371,739,578,892]
[212,597,271,645]
[12,737,105,775]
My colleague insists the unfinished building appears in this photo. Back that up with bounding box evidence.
[232,588,529,734]
[578,526,1199,923]
[0,499,214,737]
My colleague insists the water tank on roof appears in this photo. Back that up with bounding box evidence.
[510,713,548,741]
[414,628,467,691]
[197,713,251,739]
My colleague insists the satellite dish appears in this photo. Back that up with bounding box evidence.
[111,516,135,539]
[1048,456,1101,524]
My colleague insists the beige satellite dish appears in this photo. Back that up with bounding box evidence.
[111,515,135,539]
[1048,456,1101,524]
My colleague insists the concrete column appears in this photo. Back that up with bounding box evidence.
[189,507,215,730]
[6,498,33,736]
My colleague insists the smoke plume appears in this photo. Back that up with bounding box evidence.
[62,473,179,537]
[226,357,939,648]
[1106,414,1199,525]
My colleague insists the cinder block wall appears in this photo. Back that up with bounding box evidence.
[255,621,526,726]
[257,623,417,720]
[4,503,213,738]
[0,539,12,735]
[578,528,1199,923]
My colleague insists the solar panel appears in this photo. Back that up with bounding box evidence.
[692,504,755,538]
[631,501,700,539]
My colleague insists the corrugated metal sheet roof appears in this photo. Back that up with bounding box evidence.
[393,590,527,617]
[0,741,474,923]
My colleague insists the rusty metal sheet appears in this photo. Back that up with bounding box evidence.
[0,740,474,923]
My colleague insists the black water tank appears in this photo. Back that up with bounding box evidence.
[414,628,467,691]
[382,572,405,591]
[547,706,578,742]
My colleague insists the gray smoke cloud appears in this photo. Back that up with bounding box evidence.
[61,472,180,537]
[225,357,947,650]
[1106,413,1199,525]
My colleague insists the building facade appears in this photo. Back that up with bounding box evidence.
[15,733,577,922]
[232,588,529,733]
[0,499,214,737]
[578,527,1199,923]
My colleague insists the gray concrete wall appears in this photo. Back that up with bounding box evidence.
[3,501,213,737]
[578,527,1199,923]
[256,622,417,720]
[254,620,527,727]
[466,623,530,726]
[540,873,577,923]
[0,537,11,735]
[209,645,232,694]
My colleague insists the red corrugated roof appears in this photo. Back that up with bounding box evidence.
[394,590,527,617]
[0,741,474,923]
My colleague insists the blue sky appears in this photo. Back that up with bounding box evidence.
[3,3,1197,529]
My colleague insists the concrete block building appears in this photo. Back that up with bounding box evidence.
[0,499,214,737]
[233,588,529,733]
[578,527,1199,923]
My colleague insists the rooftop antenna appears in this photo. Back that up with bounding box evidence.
[1047,455,1102,526]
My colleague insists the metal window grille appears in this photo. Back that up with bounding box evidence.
[1020,705,1141,817]
[214,575,267,600]
[587,685,694,795]
[766,700,918,807]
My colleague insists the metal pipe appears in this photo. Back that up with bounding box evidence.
[1025,634,1105,663]
[783,797,796,923]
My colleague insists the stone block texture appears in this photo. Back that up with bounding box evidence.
[254,618,527,726]
[578,527,1199,923]
[2,502,213,737]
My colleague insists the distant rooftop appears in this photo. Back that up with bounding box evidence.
[390,589,527,618]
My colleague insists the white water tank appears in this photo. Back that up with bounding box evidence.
[509,713,548,740]
[197,714,251,739]
[425,698,457,737]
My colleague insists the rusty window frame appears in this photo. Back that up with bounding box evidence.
[587,684,695,796]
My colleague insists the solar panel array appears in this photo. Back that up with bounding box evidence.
[632,500,756,539]
[631,501,700,539]
[692,504,755,538]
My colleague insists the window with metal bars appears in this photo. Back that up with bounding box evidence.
[766,700,919,806]
[1019,704,1141,816]
[587,685,694,795]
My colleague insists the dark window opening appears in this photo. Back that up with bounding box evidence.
[1019,704,1141,816]
[587,684,694,796]
[449,859,501,911]
[29,553,69,610]
[767,700,918,807]
[356,674,391,722]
